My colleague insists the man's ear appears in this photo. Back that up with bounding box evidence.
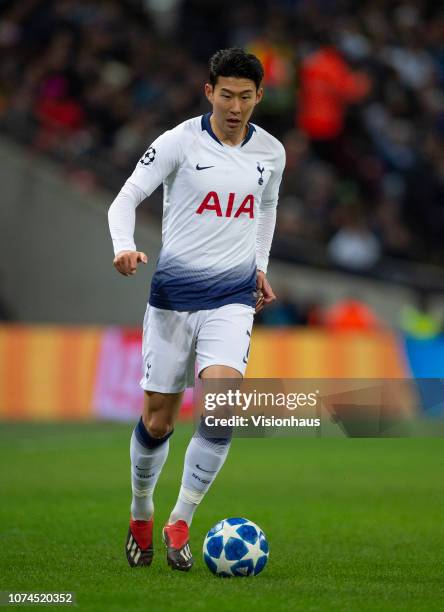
[205,83,214,104]
[255,86,264,105]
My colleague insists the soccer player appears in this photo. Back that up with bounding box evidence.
[108,48,285,571]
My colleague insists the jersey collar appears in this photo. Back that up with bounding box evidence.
[201,113,256,147]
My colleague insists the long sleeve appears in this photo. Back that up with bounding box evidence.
[255,207,277,274]
[255,145,286,273]
[108,181,146,255]
[108,126,184,255]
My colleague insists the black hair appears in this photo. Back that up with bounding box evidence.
[209,48,264,90]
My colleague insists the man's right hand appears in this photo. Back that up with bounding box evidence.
[113,250,148,276]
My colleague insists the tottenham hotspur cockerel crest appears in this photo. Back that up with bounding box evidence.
[257,162,265,185]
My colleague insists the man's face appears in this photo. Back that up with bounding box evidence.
[205,76,263,137]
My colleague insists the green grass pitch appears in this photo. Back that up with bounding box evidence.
[0,422,443,611]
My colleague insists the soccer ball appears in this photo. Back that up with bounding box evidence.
[203,517,269,577]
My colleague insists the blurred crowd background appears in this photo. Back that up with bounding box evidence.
[1,0,443,329]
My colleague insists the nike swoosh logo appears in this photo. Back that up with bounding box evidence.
[196,464,217,473]
[196,164,215,170]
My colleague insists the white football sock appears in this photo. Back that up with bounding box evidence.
[130,419,171,521]
[169,428,231,526]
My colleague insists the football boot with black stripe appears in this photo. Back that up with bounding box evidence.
[126,516,154,567]
[162,520,194,571]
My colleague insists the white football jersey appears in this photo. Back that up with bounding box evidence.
[128,113,285,311]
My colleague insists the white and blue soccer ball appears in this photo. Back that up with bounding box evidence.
[203,517,269,577]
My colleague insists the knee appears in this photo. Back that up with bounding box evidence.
[142,390,182,440]
[143,415,173,439]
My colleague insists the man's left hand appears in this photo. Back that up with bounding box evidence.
[256,270,276,314]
